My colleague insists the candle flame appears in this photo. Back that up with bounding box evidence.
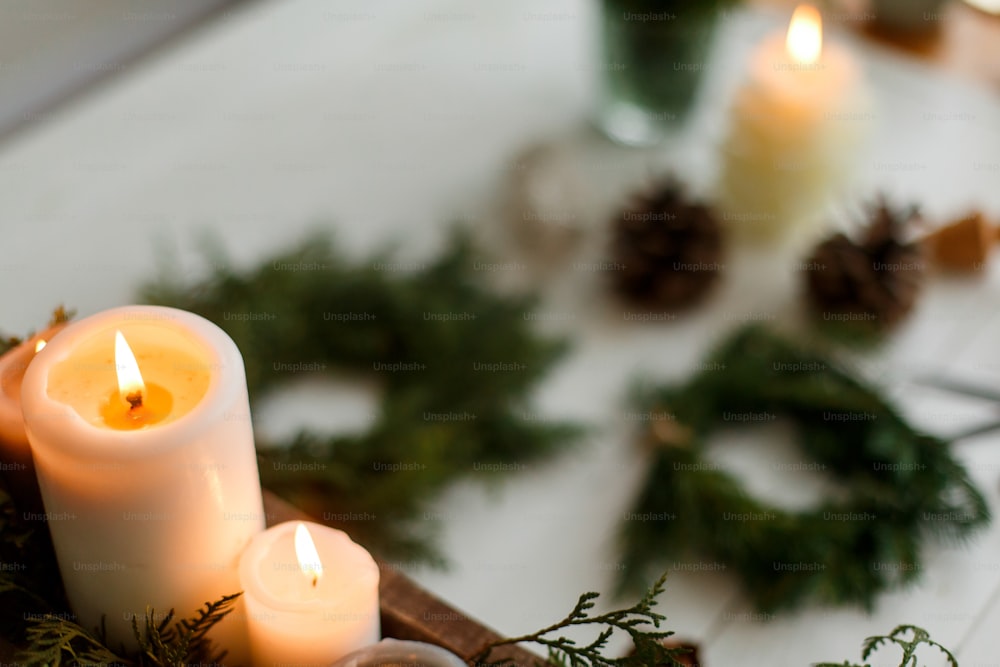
[114,330,145,409]
[34,339,46,353]
[786,4,822,65]
[294,522,323,587]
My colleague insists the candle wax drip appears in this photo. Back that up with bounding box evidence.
[100,382,173,430]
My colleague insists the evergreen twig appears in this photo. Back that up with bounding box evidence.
[815,624,958,667]
[18,594,241,667]
[473,572,690,667]
[20,616,128,667]
[132,593,241,667]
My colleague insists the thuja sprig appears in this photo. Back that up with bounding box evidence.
[473,572,690,667]
[18,593,241,667]
[132,593,241,667]
[21,615,128,667]
[815,624,958,667]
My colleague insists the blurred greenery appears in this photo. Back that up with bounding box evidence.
[621,325,989,611]
[142,229,583,564]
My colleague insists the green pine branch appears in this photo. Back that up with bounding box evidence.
[815,624,958,667]
[132,593,241,667]
[18,594,241,667]
[473,572,690,667]
[21,616,128,667]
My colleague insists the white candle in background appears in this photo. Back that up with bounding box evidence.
[20,305,264,656]
[718,4,870,243]
[239,521,380,667]
[0,321,68,510]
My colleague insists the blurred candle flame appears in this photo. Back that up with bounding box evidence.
[786,4,823,65]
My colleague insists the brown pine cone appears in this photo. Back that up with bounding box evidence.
[612,181,724,310]
[803,200,925,332]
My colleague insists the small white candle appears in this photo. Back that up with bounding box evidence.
[718,4,870,242]
[20,305,264,656]
[239,521,380,667]
[0,321,67,510]
[331,639,466,667]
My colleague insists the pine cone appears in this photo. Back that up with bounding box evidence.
[803,200,925,332]
[612,181,724,310]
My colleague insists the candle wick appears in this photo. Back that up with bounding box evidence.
[126,391,143,411]
[311,575,318,588]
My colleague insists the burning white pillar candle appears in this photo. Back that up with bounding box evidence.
[20,305,265,655]
[0,320,68,510]
[239,521,381,667]
[717,4,870,243]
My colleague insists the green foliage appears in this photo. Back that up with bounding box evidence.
[131,594,241,667]
[141,230,581,564]
[620,325,990,612]
[17,594,240,667]
[20,616,127,667]
[815,625,958,667]
[475,572,691,667]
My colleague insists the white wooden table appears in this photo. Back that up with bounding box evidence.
[3,1,1000,664]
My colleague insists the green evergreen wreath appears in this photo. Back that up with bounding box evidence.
[141,231,580,564]
[620,325,990,612]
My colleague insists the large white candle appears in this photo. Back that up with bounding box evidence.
[239,521,380,667]
[0,321,67,510]
[20,305,265,656]
[718,4,870,243]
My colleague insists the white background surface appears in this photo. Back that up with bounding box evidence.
[0,0,236,138]
[4,1,1000,665]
